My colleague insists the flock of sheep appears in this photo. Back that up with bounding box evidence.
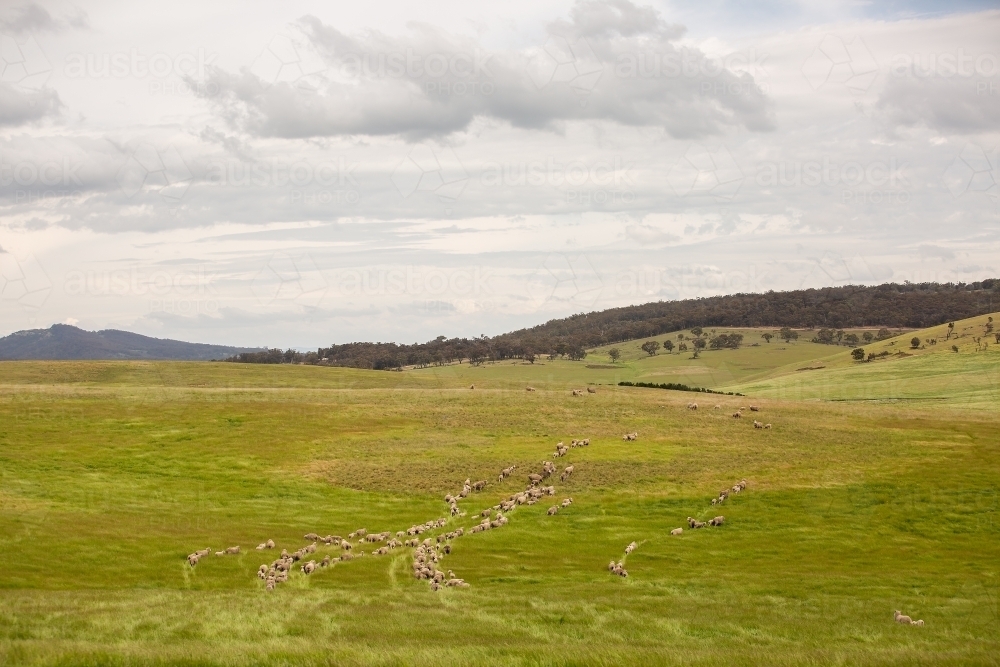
[182,391,923,627]
[688,401,773,429]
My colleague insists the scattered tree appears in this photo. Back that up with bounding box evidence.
[910,336,921,349]
[952,344,959,352]
[568,346,588,361]
[640,340,661,356]
[845,333,859,345]
[876,328,892,340]
[693,337,707,350]
[710,333,743,349]
[523,351,536,364]
[779,327,799,342]
[677,333,685,340]
[663,339,675,353]
[678,342,688,352]
[608,347,621,362]
[862,331,874,343]
[835,329,845,342]
[554,342,568,357]
[852,348,865,360]
[691,326,703,336]
[761,333,773,343]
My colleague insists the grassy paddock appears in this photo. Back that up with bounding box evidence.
[1,330,999,664]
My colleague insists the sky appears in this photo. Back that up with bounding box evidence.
[0,0,997,348]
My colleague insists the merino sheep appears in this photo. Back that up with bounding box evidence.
[625,541,637,555]
[753,420,763,429]
[304,533,319,541]
[302,560,316,574]
[526,387,536,392]
[561,465,575,482]
[709,516,725,526]
[561,498,573,507]
[256,543,267,550]
[472,480,487,492]
[749,405,760,412]
[528,473,543,486]
[670,528,683,536]
[587,387,597,394]
[911,619,924,626]
[547,506,559,515]
[765,423,772,429]
[687,402,698,410]
[187,554,200,567]
[714,405,721,409]
[470,384,475,390]
[733,412,742,419]
[894,611,913,624]
[321,555,331,567]
[572,389,582,396]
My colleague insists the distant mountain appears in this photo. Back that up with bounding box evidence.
[0,325,261,361]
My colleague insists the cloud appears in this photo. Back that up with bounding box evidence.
[0,82,60,126]
[0,2,88,33]
[877,74,1000,134]
[192,0,773,140]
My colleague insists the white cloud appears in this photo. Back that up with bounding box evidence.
[1,1,998,345]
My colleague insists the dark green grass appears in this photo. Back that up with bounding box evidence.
[0,361,998,665]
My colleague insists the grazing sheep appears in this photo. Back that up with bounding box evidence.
[528,473,543,486]
[340,553,353,562]
[732,412,742,419]
[470,384,475,390]
[321,555,331,567]
[739,407,746,412]
[687,402,698,410]
[526,387,536,392]
[187,554,200,567]
[711,498,717,506]
[341,541,352,550]
[765,423,772,429]
[224,546,240,555]
[256,543,267,550]
[302,560,316,574]
[753,420,763,429]
[749,405,760,412]
[561,498,573,507]
[547,506,559,515]
[911,619,924,626]
[714,405,721,409]
[258,564,268,578]
[625,541,637,555]
[618,569,628,578]
[670,528,683,536]
[304,533,319,541]
[622,432,639,441]
[608,560,616,571]
[472,480,487,491]
[709,516,725,526]
[587,387,597,394]
[561,465,575,482]
[894,611,913,624]
[686,517,706,529]
[447,578,469,588]
[215,551,225,557]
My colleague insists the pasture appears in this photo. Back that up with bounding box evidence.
[0,316,998,665]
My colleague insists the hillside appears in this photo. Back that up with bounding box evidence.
[223,281,1000,370]
[0,324,260,361]
[725,312,1000,407]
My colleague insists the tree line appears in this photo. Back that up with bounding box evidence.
[223,280,999,369]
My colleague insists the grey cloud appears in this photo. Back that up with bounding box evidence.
[0,83,61,126]
[192,0,773,140]
[0,243,6,253]
[877,74,1000,134]
[917,244,956,260]
[0,2,88,33]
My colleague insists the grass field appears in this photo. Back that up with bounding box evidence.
[1,316,998,665]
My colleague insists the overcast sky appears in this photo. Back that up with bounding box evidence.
[0,0,997,348]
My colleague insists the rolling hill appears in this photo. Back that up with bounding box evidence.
[0,324,260,361]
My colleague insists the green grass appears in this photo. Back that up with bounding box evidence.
[1,318,999,664]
